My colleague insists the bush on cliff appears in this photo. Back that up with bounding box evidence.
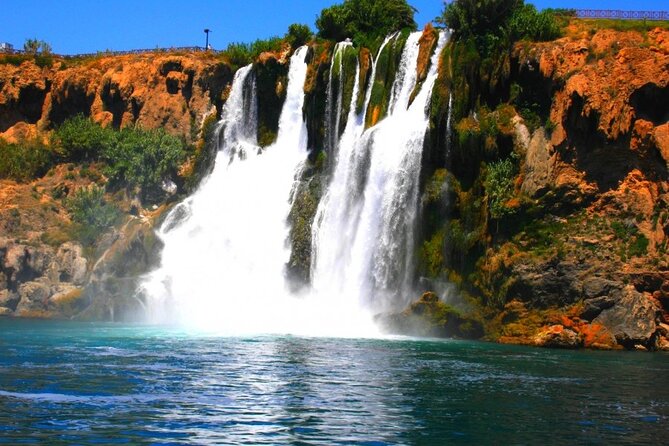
[440,0,561,52]
[51,115,112,162]
[316,0,416,45]
[223,37,284,68]
[67,185,121,245]
[52,117,188,202]
[102,126,186,202]
[0,139,53,181]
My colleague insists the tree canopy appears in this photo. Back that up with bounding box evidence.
[316,0,417,44]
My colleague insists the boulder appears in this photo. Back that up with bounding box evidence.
[534,325,583,349]
[0,289,20,311]
[0,307,12,316]
[509,259,583,307]
[15,280,52,315]
[594,285,658,348]
[54,242,88,285]
[582,277,622,299]
[580,295,616,321]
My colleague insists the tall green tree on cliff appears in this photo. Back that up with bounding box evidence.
[316,0,417,44]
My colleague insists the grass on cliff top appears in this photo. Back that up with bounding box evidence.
[569,18,669,35]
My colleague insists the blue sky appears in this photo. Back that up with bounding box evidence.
[2,1,667,55]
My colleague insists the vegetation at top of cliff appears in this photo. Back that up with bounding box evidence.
[223,37,285,68]
[440,0,562,52]
[316,0,416,47]
[221,23,313,68]
[51,116,188,203]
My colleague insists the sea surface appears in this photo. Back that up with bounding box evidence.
[0,319,667,445]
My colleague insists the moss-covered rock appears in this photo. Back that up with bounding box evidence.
[254,54,289,147]
[286,153,326,288]
[376,291,484,339]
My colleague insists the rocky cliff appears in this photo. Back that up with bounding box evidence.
[409,23,669,351]
[0,51,232,143]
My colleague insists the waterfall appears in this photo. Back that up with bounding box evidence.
[312,31,449,313]
[143,47,310,332]
[324,41,353,157]
[143,31,449,336]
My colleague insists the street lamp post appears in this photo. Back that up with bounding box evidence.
[204,29,211,50]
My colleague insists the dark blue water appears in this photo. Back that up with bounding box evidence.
[0,319,667,445]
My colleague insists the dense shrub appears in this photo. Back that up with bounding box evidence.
[0,139,53,181]
[51,115,112,161]
[66,185,121,245]
[316,0,416,45]
[440,0,561,56]
[102,127,186,202]
[223,37,284,68]
[52,117,188,202]
[484,157,517,220]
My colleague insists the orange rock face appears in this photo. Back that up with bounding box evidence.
[520,28,669,145]
[0,52,233,143]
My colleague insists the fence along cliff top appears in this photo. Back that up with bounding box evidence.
[576,10,668,21]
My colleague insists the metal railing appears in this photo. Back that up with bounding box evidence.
[576,10,669,21]
[1,46,221,58]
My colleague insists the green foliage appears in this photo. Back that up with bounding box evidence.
[286,23,313,48]
[223,37,284,68]
[52,117,188,202]
[439,0,561,57]
[484,157,517,220]
[508,4,561,42]
[51,115,112,162]
[23,38,52,55]
[101,127,186,202]
[66,185,121,245]
[316,0,416,44]
[0,139,53,181]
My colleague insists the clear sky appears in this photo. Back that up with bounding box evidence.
[2,0,668,55]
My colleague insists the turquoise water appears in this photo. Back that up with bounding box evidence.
[0,319,667,445]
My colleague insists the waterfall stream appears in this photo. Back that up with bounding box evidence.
[143,48,312,332]
[312,31,449,313]
[144,32,449,335]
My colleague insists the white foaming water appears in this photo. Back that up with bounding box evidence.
[324,41,353,156]
[312,31,449,313]
[144,32,449,337]
[142,47,363,335]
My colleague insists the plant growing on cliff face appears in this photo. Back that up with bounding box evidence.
[102,127,186,203]
[0,139,53,181]
[485,157,517,221]
[52,115,112,162]
[316,0,416,45]
[67,185,121,245]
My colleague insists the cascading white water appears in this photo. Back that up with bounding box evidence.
[143,48,315,333]
[144,31,449,336]
[324,41,353,156]
[312,31,449,313]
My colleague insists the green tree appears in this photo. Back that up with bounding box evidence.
[23,38,52,55]
[316,0,416,43]
[286,23,313,48]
